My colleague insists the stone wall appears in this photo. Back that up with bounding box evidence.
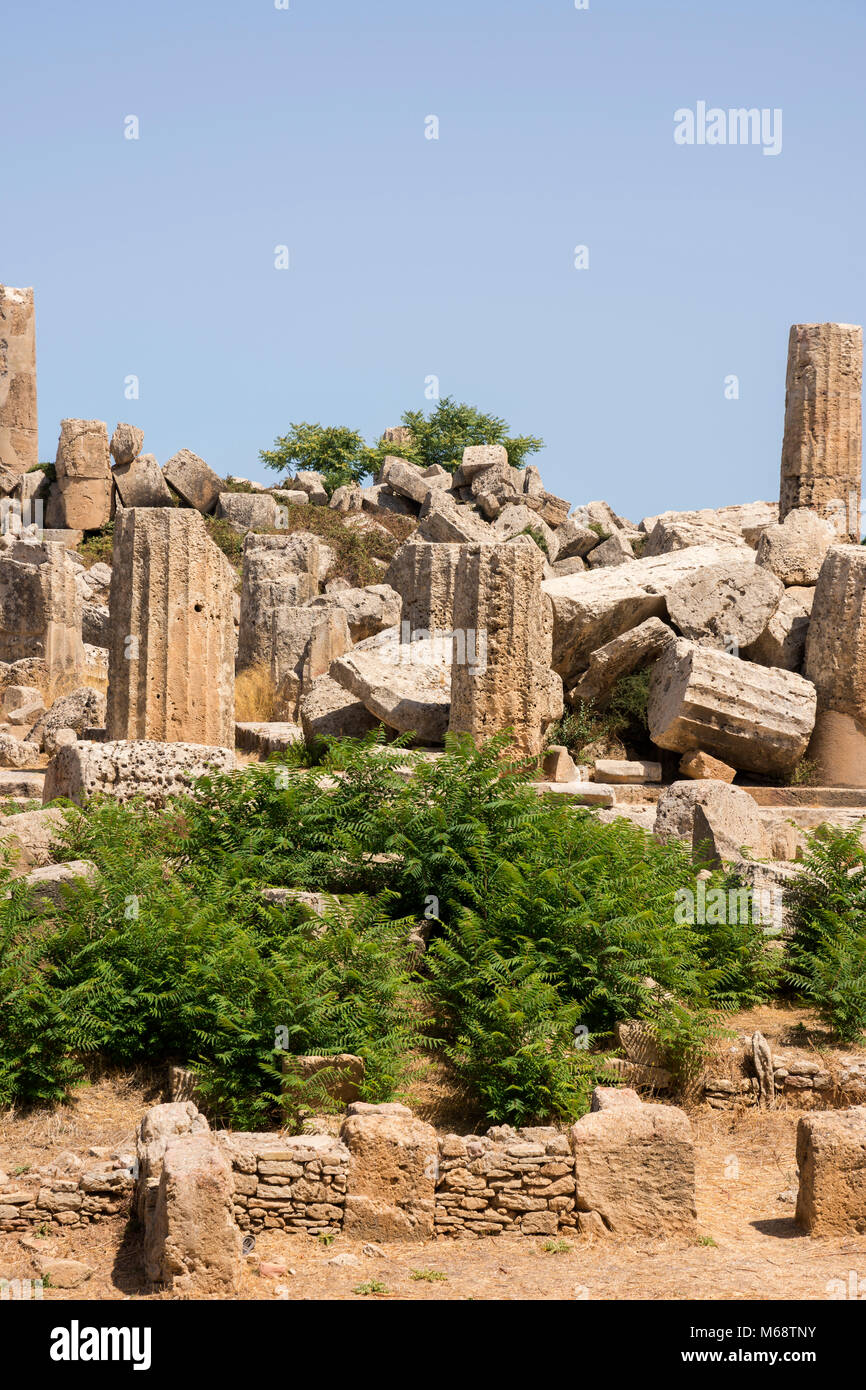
[0,1152,133,1233]
[435,1127,574,1237]
[0,285,38,474]
[217,1132,349,1236]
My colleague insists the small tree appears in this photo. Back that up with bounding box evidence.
[259,423,373,493]
[371,397,544,475]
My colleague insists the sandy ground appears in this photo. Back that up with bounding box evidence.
[2,1007,866,1302]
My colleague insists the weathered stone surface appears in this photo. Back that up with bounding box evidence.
[568,617,676,705]
[796,1106,866,1236]
[360,484,417,518]
[665,559,783,652]
[678,749,736,783]
[308,584,401,644]
[542,545,747,687]
[234,722,303,755]
[135,1101,209,1225]
[385,540,462,634]
[82,600,110,648]
[299,673,381,742]
[112,453,173,508]
[0,286,38,473]
[595,758,661,784]
[43,740,235,807]
[587,532,634,568]
[0,807,73,872]
[46,420,112,532]
[641,517,750,557]
[756,508,835,587]
[237,532,323,678]
[748,586,813,672]
[493,503,559,561]
[542,745,579,783]
[0,540,83,676]
[780,323,863,540]
[0,729,36,767]
[24,859,98,908]
[162,449,223,514]
[145,1132,241,1294]
[26,687,106,753]
[377,456,429,507]
[648,638,817,777]
[330,629,451,743]
[449,538,562,758]
[340,1108,437,1241]
[654,779,769,864]
[417,490,490,544]
[291,470,329,505]
[470,459,524,520]
[329,483,363,514]
[460,444,508,481]
[571,1100,697,1239]
[804,546,866,784]
[554,516,601,560]
[109,423,144,467]
[107,509,235,746]
[640,503,778,548]
[299,609,351,687]
[217,492,278,531]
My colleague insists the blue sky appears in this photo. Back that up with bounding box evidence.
[2,0,864,521]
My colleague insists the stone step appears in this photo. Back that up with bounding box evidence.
[0,769,45,801]
[234,722,303,756]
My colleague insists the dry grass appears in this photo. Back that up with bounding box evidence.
[235,663,279,723]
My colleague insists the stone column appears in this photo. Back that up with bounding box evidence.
[803,544,866,784]
[780,322,863,541]
[0,285,38,474]
[107,508,236,746]
[448,536,563,758]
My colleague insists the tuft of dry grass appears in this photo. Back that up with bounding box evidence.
[235,663,279,722]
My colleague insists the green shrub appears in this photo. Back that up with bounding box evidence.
[784,826,866,1042]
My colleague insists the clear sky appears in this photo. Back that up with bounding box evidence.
[3,0,864,522]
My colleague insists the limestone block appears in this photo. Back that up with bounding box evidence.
[756,508,835,586]
[43,739,235,807]
[162,449,223,514]
[106,508,236,745]
[307,584,401,644]
[665,559,783,652]
[145,1132,241,1294]
[340,1107,437,1241]
[571,1100,697,1239]
[377,456,429,507]
[217,492,278,531]
[109,423,144,467]
[568,617,676,705]
[385,539,462,634]
[748,586,813,672]
[330,629,451,743]
[298,674,381,742]
[648,638,816,777]
[449,537,562,758]
[46,420,112,531]
[678,750,736,783]
[796,1106,866,1236]
[112,454,173,508]
[653,779,769,865]
[0,540,84,676]
[804,545,866,784]
[541,544,747,687]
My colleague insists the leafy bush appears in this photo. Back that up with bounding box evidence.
[0,735,776,1123]
[784,826,866,1042]
[380,397,544,475]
